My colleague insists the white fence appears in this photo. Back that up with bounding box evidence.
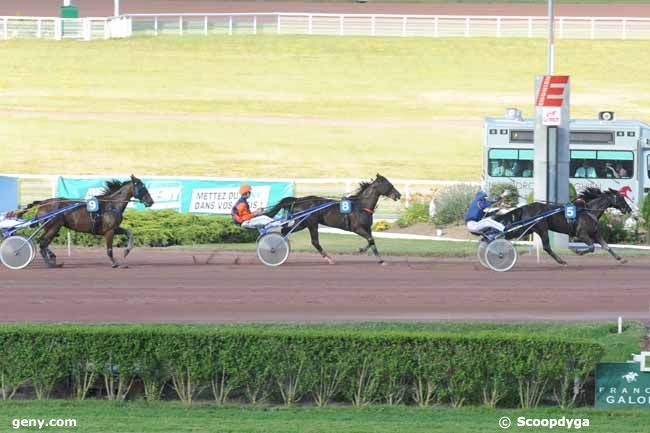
[4,174,479,220]
[3,13,650,41]
[127,12,650,40]
[0,16,131,40]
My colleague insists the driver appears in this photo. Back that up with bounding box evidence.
[465,190,509,234]
[231,184,273,228]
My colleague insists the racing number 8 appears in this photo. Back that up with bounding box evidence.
[340,200,352,214]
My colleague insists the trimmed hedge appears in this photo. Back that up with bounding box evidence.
[0,325,604,408]
[43,210,257,247]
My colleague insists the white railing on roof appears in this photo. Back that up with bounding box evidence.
[125,13,650,40]
[3,14,650,41]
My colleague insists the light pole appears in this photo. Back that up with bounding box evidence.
[114,0,120,17]
[547,0,554,74]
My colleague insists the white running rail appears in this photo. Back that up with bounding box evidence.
[3,14,650,40]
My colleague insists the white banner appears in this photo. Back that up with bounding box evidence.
[189,186,271,214]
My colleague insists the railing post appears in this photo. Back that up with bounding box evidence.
[2,17,7,40]
[83,18,91,40]
[204,15,208,36]
[402,16,407,37]
[528,17,532,38]
[622,18,627,40]
[559,17,564,39]
[253,15,257,35]
[371,15,375,36]
[405,184,411,208]
[308,14,313,35]
[277,14,281,34]
[154,16,158,36]
[229,15,233,35]
[496,17,501,38]
[55,18,62,40]
[179,16,183,36]
[590,18,595,39]
[465,16,470,37]
[37,18,42,38]
[339,15,344,36]
[434,16,438,37]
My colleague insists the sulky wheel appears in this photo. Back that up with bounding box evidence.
[0,235,35,270]
[477,240,489,269]
[485,239,517,272]
[256,233,291,267]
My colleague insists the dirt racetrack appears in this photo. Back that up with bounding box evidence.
[4,1,650,18]
[1,248,649,324]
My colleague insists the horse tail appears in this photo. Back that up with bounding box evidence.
[14,200,47,218]
[264,197,296,217]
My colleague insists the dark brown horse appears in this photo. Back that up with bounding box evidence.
[264,174,401,264]
[493,187,632,265]
[16,175,154,268]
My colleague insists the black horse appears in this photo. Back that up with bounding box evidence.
[16,175,154,268]
[493,187,632,265]
[264,174,401,264]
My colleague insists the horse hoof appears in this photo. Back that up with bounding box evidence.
[48,263,63,269]
[112,263,119,269]
[120,264,129,269]
[325,257,335,265]
[379,261,387,266]
[620,259,628,265]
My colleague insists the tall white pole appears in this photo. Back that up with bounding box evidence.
[547,0,554,74]
[114,0,120,17]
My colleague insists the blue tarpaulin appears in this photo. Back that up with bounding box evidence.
[0,176,18,213]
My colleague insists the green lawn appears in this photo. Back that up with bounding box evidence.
[2,37,650,178]
[2,401,650,433]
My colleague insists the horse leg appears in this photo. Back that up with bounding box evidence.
[354,227,384,265]
[38,222,64,268]
[536,229,567,265]
[594,232,626,264]
[572,236,595,256]
[308,225,334,264]
[115,227,133,259]
[105,229,119,268]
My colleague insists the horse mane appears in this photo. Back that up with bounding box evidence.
[577,187,604,201]
[101,179,130,196]
[346,180,373,199]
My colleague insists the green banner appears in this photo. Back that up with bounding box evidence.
[596,362,650,408]
[56,177,295,214]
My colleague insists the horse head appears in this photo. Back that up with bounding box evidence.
[608,188,632,215]
[130,175,154,208]
[373,174,401,201]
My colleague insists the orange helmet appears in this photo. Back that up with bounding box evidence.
[239,184,252,195]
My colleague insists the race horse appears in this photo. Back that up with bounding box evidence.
[264,174,401,264]
[493,187,632,265]
[15,175,154,268]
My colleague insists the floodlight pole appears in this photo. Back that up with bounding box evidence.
[547,0,554,74]
[114,0,120,17]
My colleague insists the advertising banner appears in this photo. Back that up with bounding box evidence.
[56,177,294,214]
[0,176,19,212]
[596,359,650,408]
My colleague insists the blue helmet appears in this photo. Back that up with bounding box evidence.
[475,191,488,200]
